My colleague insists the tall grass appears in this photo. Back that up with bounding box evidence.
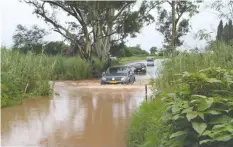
[155,41,233,90]
[126,99,169,147]
[1,49,98,107]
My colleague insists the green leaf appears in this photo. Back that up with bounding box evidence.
[186,111,198,121]
[198,112,205,120]
[191,95,207,99]
[172,105,181,114]
[169,130,187,139]
[209,115,233,124]
[198,98,213,111]
[202,130,212,136]
[206,78,222,83]
[205,110,221,115]
[200,139,213,145]
[172,114,183,121]
[181,107,193,114]
[215,134,232,141]
[192,122,207,135]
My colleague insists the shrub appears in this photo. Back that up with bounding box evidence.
[160,68,233,147]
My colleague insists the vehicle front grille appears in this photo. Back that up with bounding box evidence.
[106,77,122,81]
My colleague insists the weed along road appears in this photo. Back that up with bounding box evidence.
[1,59,164,147]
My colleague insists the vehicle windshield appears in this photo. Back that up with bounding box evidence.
[133,63,142,68]
[107,67,128,75]
[147,59,154,62]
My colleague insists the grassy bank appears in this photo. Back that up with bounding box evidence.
[1,49,104,107]
[127,41,233,147]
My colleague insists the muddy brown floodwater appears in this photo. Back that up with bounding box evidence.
[1,81,150,147]
[1,59,164,147]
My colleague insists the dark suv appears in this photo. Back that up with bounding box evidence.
[131,63,146,74]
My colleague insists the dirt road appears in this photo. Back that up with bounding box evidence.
[1,59,164,147]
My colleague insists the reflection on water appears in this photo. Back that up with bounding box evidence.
[1,83,145,147]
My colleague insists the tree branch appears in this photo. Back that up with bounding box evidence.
[111,3,132,22]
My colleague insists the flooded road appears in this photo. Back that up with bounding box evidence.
[1,59,164,147]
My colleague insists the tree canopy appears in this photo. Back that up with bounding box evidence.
[23,0,159,61]
[13,24,48,53]
[156,1,199,51]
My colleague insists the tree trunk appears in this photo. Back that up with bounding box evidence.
[171,0,176,50]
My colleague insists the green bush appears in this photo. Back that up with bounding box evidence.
[161,68,233,147]
[127,42,233,147]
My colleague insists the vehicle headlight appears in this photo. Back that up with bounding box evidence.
[102,77,106,81]
[121,77,127,81]
[142,68,145,70]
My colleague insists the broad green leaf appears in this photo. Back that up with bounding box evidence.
[198,98,213,111]
[172,114,183,121]
[172,105,181,114]
[209,115,232,124]
[192,122,207,135]
[169,130,187,139]
[181,107,193,114]
[186,111,198,121]
[206,78,222,83]
[200,139,213,145]
[202,130,212,136]
[190,99,201,104]
[215,134,232,141]
[205,110,221,115]
[198,112,205,120]
[191,95,206,99]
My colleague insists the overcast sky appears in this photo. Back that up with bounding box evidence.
[0,0,221,51]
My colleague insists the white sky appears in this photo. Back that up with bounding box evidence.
[0,0,222,51]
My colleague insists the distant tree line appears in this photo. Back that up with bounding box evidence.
[12,24,151,57]
[216,19,233,43]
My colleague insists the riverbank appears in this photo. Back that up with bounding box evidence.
[126,41,233,147]
[1,49,104,108]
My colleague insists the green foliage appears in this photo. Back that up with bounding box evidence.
[150,46,157,54]
[126,99,168,147]
[44,41,69,56]
[161,68,233,147]
[24,1,158,60]
[127,42,233,147]
[216,20,224,40]
[1,49,100,107]
[156,42,233,90]
[216,20,233,43]
[156,1,199,48]
[12,24,48,53]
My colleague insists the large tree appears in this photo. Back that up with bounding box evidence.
[156,1,199,51]
[23,0,159,61]
[13,24,48,53]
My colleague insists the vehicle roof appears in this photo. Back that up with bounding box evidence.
[109,65,129,68]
